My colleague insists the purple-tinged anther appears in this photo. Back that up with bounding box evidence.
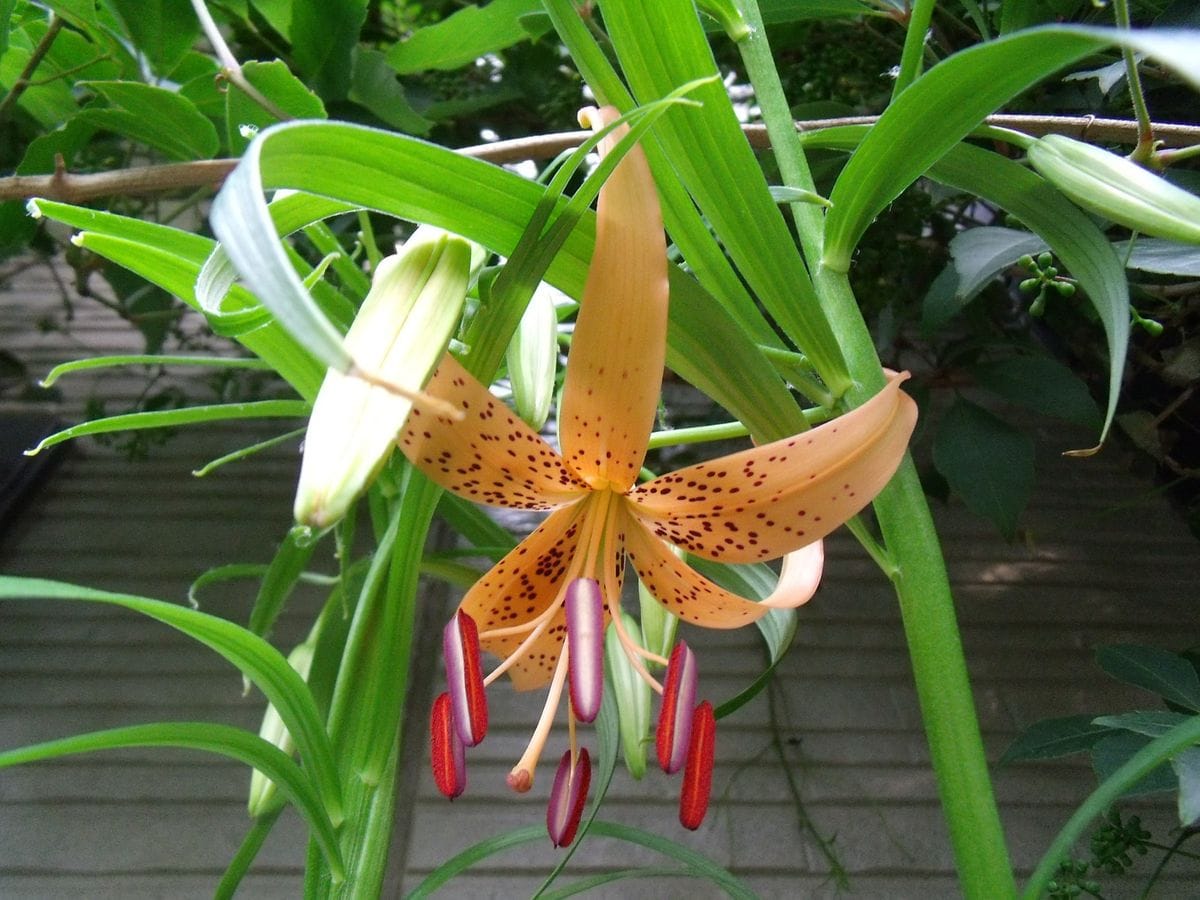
[655,640,697,773]
[430,692,466,799]
[546,747,591,847]
[565,578,604,723]
[443,610,488,747]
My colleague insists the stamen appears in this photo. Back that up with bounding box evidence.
[566,578,604,723]
[656,641,697,774]
[508,648,570,793]
[430,692,466,799]
[443,610,488,746]
[546,747,592,847]
[679,700,716,831]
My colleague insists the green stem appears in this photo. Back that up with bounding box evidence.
[739,1,1014,894]
[1113,0,1155,163]
[892,0,938,99]
[1023,715,1200,899]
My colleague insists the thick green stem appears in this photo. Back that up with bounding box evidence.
[892,0,938,98]
[1113,0,1155,163]
[739,2,1015,895]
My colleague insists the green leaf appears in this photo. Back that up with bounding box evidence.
[1096,644,1200,712]
[0,722,342,879]
[250,0,291,39]
[1095,710,1195,739]
[77,80,219,160]
[972,355,1102,431]
[226,59,326,155]
[349,48,432,134]
[209,120,801,442]
[386,0,545,74]
[932,396,1034,539]
[248,525,318,639]
[1120,238,1200,276]
[289,0,367,100]
[0,0,14,60]
[686,557,799,719]
[1001,715,1114,763]
[25,399,310,454]
[822,26,1200,273]
[39,353,272,388]
[216,806,285,900]
[1091,731,1177,796]
[945,226,1046,303]
[103,0,199,73]
[0,577,344,824]
[1172,746,1200,827]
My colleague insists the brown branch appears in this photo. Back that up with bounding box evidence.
[3,114,1198,204]
[0,14,66,125]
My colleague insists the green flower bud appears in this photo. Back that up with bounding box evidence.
[248,641,315,817]
[1052,280,1076,297]
[506,282,560,431]
[605,612,652,779]
[638,566,679,664]
[1027,135,1200,245]
[1037,252,1054,269]
[1018,278,1040,293]
[294,227,471,527]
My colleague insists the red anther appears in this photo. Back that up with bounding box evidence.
[546,747,592,847]
[565,578,604,723]
[443,609,488,747]
[430,692,466,799]
[679,700,715,830]
[655,640,697,773]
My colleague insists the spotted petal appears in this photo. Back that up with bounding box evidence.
[460,503,588,691]
[626,372,917,563]
[625,517,825,628]
[399,353,588,509]
[559,107,669,493]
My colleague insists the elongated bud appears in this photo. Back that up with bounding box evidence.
[443,610,488,747]
[430,692,467,799]
[606,613,652,779]
[1027,135,1200,245]
[566,578,605,723]
[248,640,315,816]
[506,282,560,431]
[656,641,698,774]
[638,568,678,665]
[546,748,591,847]
[294,227,471,527]
[679,701,716,830]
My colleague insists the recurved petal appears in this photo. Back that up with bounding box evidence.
[460,503,588,691]
[627,371,917,563]
[558,106,669,493]
[399,353,588,509]
[626,518,825,629]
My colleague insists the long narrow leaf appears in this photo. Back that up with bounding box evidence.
[205,119,803,441]
[25,399,311,455]
[0,577,343,824]
[39,354,273,387]
[823,26,1200,271]
[0,722,343,880]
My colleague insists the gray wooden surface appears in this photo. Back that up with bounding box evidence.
[3,260,1198,898]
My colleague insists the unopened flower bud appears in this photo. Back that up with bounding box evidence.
[1027,135,1200,245]
[606,612,652,779]
[248,640,315,816]
[294,227,471,527]
[506,282,560,431]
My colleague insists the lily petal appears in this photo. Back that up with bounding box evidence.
[624,519,825,628]
[626,372,917,563]
[400,353,589,509]
[459,504,588,691]
[559,106,669,493]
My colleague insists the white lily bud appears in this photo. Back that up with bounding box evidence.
[506,282,561,431]
[294,227,471,527]
[248,641,315,817]
[1027,135,1200,245]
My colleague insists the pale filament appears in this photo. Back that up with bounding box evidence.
[509,643,570,791]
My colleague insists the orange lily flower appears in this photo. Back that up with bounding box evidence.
[409,107,917,836]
